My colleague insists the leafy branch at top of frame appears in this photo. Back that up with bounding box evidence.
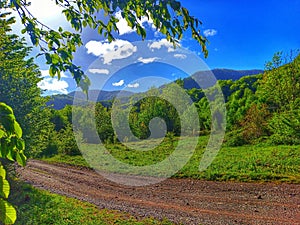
[6,0,208,93]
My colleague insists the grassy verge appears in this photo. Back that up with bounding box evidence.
[44,136,300,183]
[10,181,174,225]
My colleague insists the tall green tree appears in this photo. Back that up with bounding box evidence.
[257,51,300,112]
[256,51,300,144]
[0,13,52,157]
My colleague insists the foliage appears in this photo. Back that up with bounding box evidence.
[0,103,26,225]
[255,51,300,144]
[225,75,260,129]
[240,103,271,143]
[0,13,53,158]
[257,51,300,112]
[268,110,300,145]
[95,103,115,143]
[41,106,82,157]
[1,0,208,92]
[223,51,300,144]
[56,124,82,156]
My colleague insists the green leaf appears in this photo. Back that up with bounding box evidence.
[0,130,5,139]
[49,65,57,77]
[0,103,13,116]
[0,199,17,225]
[0,177,10,199]
[51,54,60,64]
[16,152,27,167]
[45,53,52,64]
[16,139,25,151]
[6,145,15,162]
[0,142,7,158]
[13,121,22,138]
[0,166,6,179]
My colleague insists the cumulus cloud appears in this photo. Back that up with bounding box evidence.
[203,29,217,37]
[148,39,176,52]
[137,57,159,64]
[38,77,69,94]
[85,39,137,64]
[112,80,125,87]
[115,11,155,35]
[85,39,129,56]
[174,54,187,59]
[104,44,137,64]
[88,69,110,75]
[127,83,140,88]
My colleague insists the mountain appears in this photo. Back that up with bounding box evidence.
[182,69,263,89]
[47,69,263,109]
[68,90,133,102]
[47,90,134,110]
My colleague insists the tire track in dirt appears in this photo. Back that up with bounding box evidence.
[16,160,300,225]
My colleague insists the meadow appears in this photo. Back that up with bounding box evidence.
[45,135,300,184]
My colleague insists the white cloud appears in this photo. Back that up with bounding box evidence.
[174,54,187,59]
[38,78,69,94]
[28,0,63,22]
[112,80,125,87]
[115,11,155,35]
[127,83,140,88]
[204,29,218,37]
[85,39,137,64]
[40,70,68,78]
[104,44,137,64]
[115,11,134,35]
[137,57,159,64]
[148,39,176,52]
[85,39,129,56]
[88,69,110,75]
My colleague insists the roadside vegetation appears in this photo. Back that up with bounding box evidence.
[45,136,300,183]
[10,181,174,225]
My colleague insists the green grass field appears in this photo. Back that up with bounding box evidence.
[10,181,174,225]
[45,136,300,183]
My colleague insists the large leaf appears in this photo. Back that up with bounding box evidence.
[0,199,17,225]
[16,151,27,167]
[13,121,22,138]
[0,177,10,199]
[0,103,13,116]
[0,166,6,179]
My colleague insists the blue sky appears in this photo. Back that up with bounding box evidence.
[181,0,300,69]
[11,0,300,94]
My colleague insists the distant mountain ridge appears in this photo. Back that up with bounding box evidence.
[182,69,263,89]
[47,69,263,109]
[211,69,263,80]
[47,90,134,109]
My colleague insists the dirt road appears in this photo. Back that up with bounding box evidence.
[16,160,299,225]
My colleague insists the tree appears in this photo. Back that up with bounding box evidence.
[1,0,208,92]
[226,75,260,129]
[256,51,300,144]
[0,13,53,157]
[257,51,300,112]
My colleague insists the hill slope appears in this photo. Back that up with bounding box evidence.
[47,69,263,109]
